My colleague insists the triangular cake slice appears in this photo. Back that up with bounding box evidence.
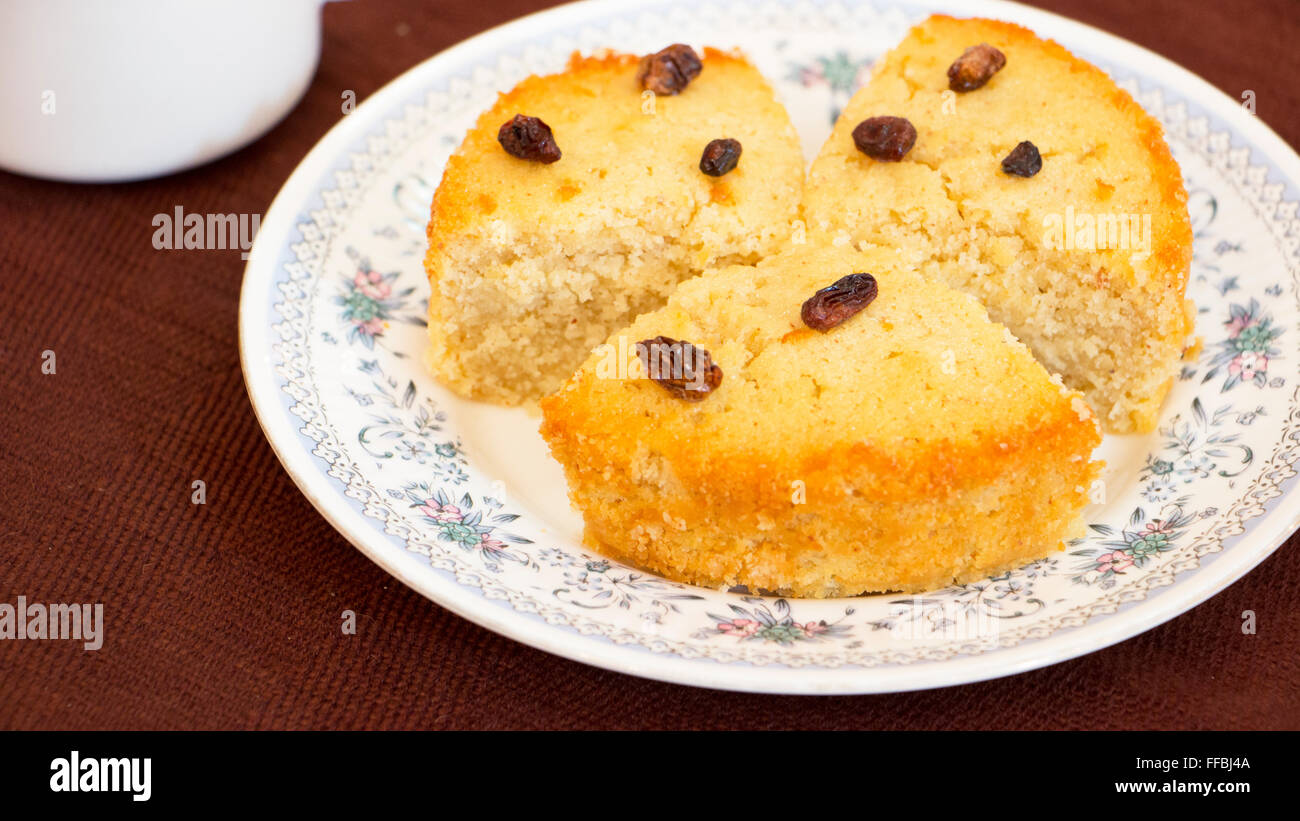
[802,15,1194,433]
[540,246,1102,597]
[425,47,805,405]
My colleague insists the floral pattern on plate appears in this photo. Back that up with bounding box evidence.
[243,0,1300,690]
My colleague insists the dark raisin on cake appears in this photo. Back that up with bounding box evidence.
[1001,140,1042,177]
[947,43,1006,92]
[637,336,723,400]
[852,117,917,161]
[699,138,742,176]
[801,273,879,331]
[637,44,703,95]
[497,114,561,163]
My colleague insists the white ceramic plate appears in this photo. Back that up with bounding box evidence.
[240,0,1300,693]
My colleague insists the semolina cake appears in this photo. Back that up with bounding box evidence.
[425,47,805,405]
[802,15,1194,433]
[539,246,1103,597]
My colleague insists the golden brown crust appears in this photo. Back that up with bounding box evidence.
[539,246,1103,596]
[541,372,1096,502]
[542,379,1100,596]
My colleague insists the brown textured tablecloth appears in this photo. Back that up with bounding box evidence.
[1,0,1297,730]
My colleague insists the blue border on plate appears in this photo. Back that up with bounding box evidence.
[262,0,1300,671]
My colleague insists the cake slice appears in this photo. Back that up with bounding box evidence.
[802,15,1194,433]
[540,246,1102,597]
[425,47,805,405]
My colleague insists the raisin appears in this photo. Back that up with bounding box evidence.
[497,114,561,163]
[851,116,917,161]
[636,336,723,401]
[1001,141,1042,177]
[637,44,702,95]
[947,43,1006,92]
[699,138,742,176]
[801,273,879,332]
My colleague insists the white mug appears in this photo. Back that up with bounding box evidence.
[0,0,329,182]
